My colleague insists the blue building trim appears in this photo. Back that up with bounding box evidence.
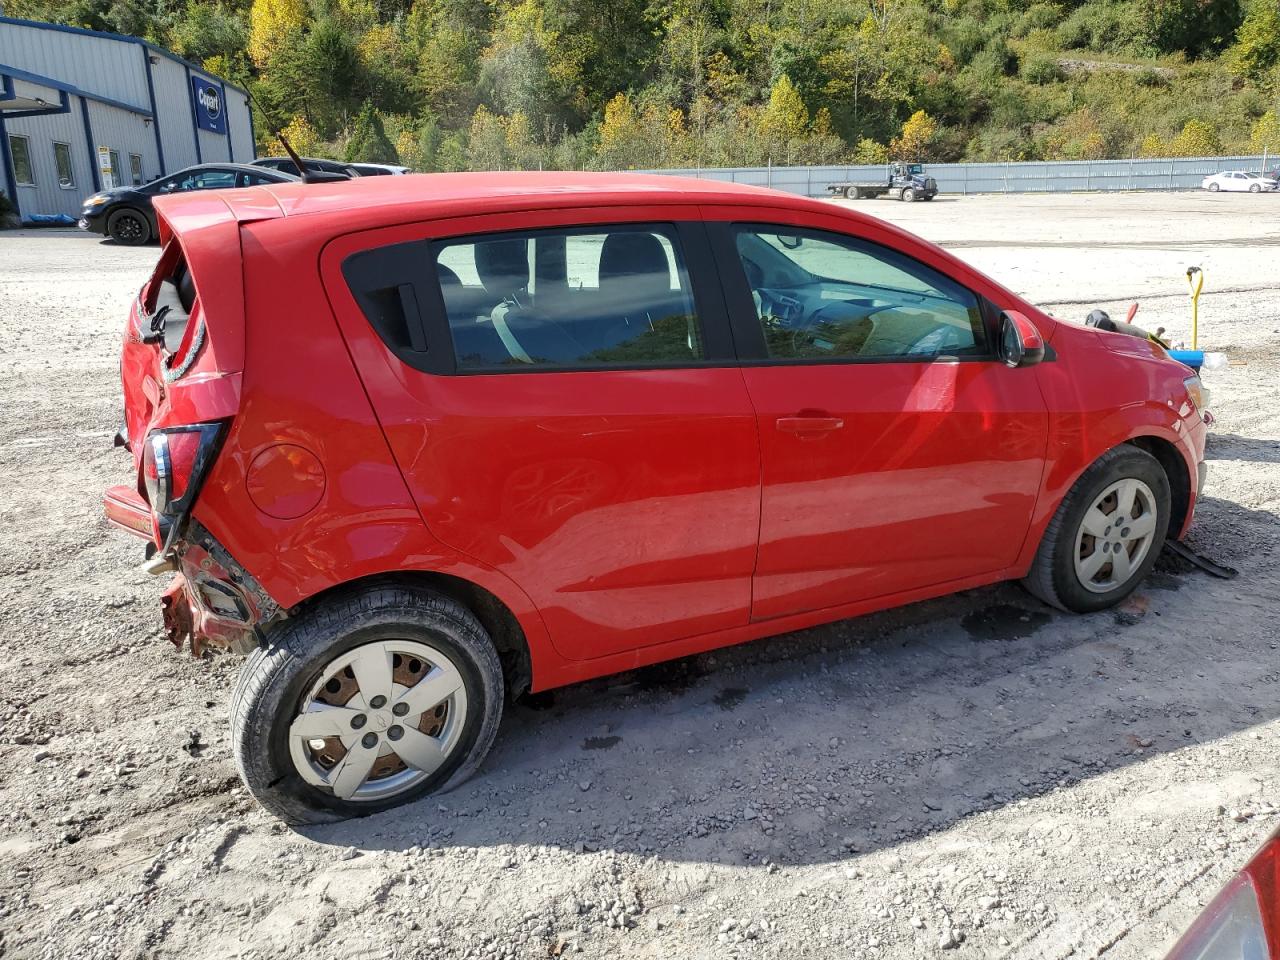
[78,95,101,192]
[1,72,14,101]
[0,108,21,218]
[0,62,151,116]
[183,64,202,163]
[219,80,233,161]
[140,48,166,175]
[0,15,250,98]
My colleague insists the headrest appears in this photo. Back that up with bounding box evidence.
[599,233,672,299]
[474,238,529,299]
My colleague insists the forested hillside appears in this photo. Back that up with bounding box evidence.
[8,0,1280,169]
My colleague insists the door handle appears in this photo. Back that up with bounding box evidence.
[776,415,845,434]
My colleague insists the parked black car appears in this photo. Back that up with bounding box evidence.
[250,156,358,178]
[78,163,298,246]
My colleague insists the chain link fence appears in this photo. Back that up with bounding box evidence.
[641,154,1276,198]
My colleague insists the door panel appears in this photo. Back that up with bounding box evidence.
[382,370,761,658]
[704,213,1049,621]
[743,361,1047,619]
[323,207,761,661]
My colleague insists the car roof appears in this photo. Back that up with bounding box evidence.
[181,171,807,230]
[153,170,1025,324]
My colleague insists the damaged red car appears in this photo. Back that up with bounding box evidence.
[103,172,1210,823]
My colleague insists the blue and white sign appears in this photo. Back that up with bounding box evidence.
[190,76,226,135]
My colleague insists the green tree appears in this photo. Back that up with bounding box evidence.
[414,26,483,125]
[247,0,307,67]
[344,100,399,163]
[1169,119,1221,157]
[277,114,322,157]
[170,2,248,66]
[852,137,889,164]
[890,109,938,161]
[1137,0,1242,57]
[1227,8,1280,83]
[265,17,363,137]
[357,22,417,115]
[1250,111,1280,154]
[543,0,661,117]
[479,0,571,132]
[467,105,510,169]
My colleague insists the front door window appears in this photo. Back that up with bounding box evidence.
[734,227,987,361]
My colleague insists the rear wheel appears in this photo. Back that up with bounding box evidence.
[1208,182,1220,192]
[107,208,150,245]
[1022,445,1170,613]
[231,584,504,824]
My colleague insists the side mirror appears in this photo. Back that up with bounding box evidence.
[1000,310,1045,368]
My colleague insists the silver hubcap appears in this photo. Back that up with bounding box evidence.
[1073,478,1158,594]
[288,639,467,802]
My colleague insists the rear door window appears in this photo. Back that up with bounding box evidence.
[432,225,703,369]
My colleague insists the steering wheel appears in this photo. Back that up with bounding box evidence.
[775,300,877,356]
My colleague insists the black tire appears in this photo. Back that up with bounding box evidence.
[107,208,150,245]
[1250,183,1261,193]
[230,584,504,825]
[1021,445,1171,613]
[842,186,853,199]
[1208,182,1220,193]
[902,188,916,202]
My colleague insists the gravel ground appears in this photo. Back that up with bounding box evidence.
[0,191,1277,960]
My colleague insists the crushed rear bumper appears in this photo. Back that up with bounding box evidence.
[162,520,281,656]
[103,485,280,656]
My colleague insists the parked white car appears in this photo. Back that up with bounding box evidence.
[1202,170,1278,193]
[348,163,412,176]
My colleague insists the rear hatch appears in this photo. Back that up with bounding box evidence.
[114,197,251,544]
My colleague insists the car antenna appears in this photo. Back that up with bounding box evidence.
[244,89,347,184]
[276,129,311,181]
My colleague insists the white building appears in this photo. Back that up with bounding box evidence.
[1,15,254,221]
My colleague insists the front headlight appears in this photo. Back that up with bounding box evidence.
[84,195,109,207]
[1184,375,1210,413]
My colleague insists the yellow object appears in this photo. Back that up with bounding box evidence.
[1186,266,1204,349]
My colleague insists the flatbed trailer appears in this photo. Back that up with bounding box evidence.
[827,162,938,202]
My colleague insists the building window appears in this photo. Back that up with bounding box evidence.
[129,153,143,186]
[53,142,75,189]
[9,135,35,186]
[108,150,121,189]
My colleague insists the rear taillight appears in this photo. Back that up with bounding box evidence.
[140,422,225,546]
[1164,829,1280,960]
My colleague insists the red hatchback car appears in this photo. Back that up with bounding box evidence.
[103,172,1209,823]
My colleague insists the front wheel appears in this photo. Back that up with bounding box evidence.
[1250,183,1261,193]
[902,188,916,202]
[1022,445,1170,613]
[231,584,504,824]
[107,208,150,245]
